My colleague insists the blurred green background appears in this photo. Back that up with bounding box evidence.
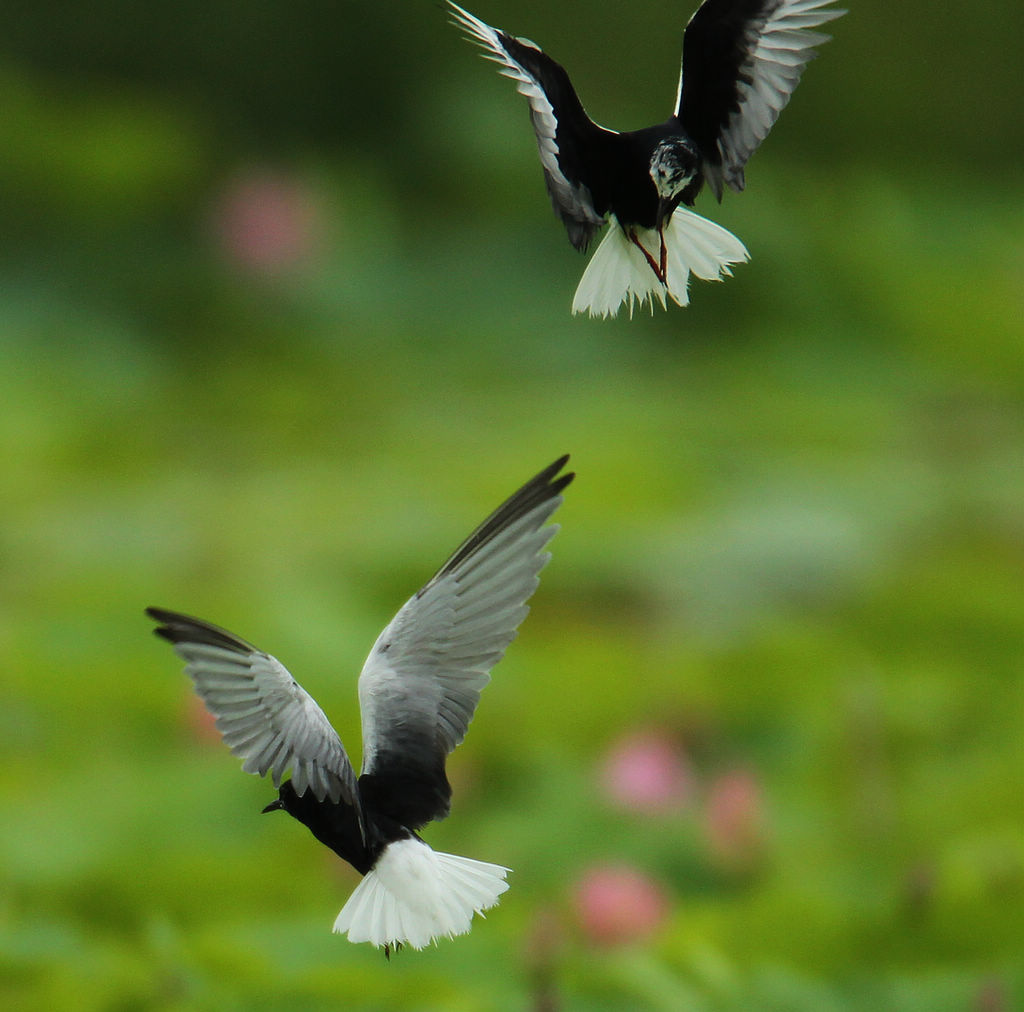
[2,1,1023,1008]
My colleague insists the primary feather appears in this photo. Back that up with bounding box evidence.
[448,2,610,251]
[147,608,361,811]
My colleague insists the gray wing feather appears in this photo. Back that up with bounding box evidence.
[358,459,571,775]
[147,609,361,810]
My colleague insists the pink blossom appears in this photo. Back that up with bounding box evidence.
[184,693,220,746]
[211,170,322,275]
[599,729,694,814]
[572,864,670,946]
[703,768,767,870]
[974,977,1009,1012]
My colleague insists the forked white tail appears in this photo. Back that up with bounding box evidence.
[572,207,749,318]
[333,837,510,950]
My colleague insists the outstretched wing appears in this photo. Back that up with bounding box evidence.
[147,608,361,813]
[449,2,611,251]
[356,456,573,830]
[676,0,844,199]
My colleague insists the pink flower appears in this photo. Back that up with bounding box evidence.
[703,768,768,871]
[974,977,1009,1012]
[599,729,694,814]
[211,170,322,275]
[572,864,670,946]
[184,694,221,746]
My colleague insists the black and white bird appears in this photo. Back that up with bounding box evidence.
[147,456,572,953]
[449,0,844,317]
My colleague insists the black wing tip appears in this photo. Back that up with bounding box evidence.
[146,605,184,643]
[495,453,575,526]
[431,455,573,582]
[544,452,570,475]
[534,454,574,498]
[146,606,253,652]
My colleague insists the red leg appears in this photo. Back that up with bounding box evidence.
[627,229,666,284]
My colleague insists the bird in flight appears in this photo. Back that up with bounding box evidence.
[147,456,573,954]
[449,0,844,317]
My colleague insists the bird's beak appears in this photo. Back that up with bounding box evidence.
[262,798,284,814]
[656,196,672,228]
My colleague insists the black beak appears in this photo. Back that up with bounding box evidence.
[262,798,284,814]
[656,195,673,229]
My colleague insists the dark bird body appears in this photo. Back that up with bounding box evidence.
[450,0,844,315]
[491,33,697,248]
[148,457,573,951]
[265,783,375,873]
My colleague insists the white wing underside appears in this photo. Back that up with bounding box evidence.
[357,495,562,775]
[680,0,844,197]
[572,206,749,318]
[449,1,607,234]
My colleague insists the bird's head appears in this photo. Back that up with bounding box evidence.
[649,139,700,223]
[262,780,298,816]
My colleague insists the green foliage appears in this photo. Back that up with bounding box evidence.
[2,2,1023,1009]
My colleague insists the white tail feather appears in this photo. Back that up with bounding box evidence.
[572,208,749,318]
[333,837,510,950]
